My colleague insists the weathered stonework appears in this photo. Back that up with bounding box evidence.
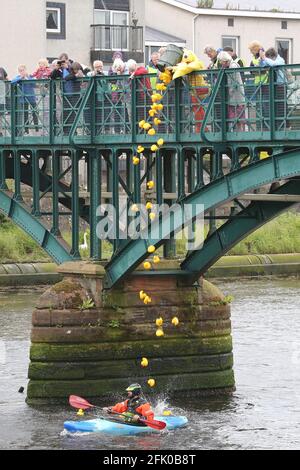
[27,262,235,404]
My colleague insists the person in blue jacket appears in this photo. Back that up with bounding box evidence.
[12,64,39,135]
[259,47,286,129]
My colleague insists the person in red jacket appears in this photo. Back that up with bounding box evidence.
[103,383,154,423]
[127,60,152,123]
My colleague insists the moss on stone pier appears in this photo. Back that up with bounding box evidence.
[27,268,235,403]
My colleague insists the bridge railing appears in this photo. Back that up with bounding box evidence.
[1,64,300,146]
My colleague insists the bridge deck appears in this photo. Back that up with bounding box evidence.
[0,65,300,286]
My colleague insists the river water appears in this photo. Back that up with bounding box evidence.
[0,278,299,450]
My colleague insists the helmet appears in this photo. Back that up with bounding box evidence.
[126,383,142,396]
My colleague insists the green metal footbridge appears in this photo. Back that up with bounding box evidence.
[0,65,300,287]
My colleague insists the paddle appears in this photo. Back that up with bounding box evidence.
[69,395,166,430]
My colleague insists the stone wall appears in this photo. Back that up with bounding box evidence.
[27,266,234,404]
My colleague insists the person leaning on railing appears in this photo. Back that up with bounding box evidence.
[87,61,110,134]
[109,58,129,134]
[147,51,161,89]
[248,41,269,131]
[218,51,246,133]
[259,47,286,130]
[11,64,39,136]
[127,59,152,126]
[62,62,85,136]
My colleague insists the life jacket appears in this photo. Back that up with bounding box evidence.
[235,57,246,68]
[112,396,154,420]
[147,63,158,90]
[251,55,269,85]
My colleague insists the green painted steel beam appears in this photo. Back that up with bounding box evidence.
[0,190,72,264]
[181,179,300,279]
[104,149,300,287]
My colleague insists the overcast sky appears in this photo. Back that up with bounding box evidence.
[178,0,300,11]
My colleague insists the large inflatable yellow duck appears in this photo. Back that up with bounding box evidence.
[172,49,206,84]
[171,49,209,133]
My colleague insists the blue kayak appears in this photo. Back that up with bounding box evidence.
[64,416,188,435]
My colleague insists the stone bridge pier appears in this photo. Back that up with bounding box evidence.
[27,261,234,404]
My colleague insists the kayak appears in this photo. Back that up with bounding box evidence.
[64,415,188,435]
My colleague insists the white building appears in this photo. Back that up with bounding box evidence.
[0,0,145,77]
[145,0,300,66]
[2,0,300,78]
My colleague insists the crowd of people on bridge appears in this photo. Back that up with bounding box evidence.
[0,40,290,137]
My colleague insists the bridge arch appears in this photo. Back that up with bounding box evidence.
[105,149,300,287]
[0,190,72,264]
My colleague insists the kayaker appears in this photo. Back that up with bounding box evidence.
[103,383,154,423]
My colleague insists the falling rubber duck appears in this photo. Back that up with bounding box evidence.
[147,181,155,190]
[141,357,149,368]
[156,328,164,337]
[148,379,156,388]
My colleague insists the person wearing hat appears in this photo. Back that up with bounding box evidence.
[103,383,154,423]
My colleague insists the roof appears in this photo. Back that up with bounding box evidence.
[145,26,186,44]
[178,0,300,12]
[159,0,300,19]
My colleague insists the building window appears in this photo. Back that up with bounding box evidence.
[94,9,129,50]
[281,21,288,30]
[276,38,292,64]
[46,2,66,40]
[228,18,234,27]
[94,0,129,11]
[222,36,239,55]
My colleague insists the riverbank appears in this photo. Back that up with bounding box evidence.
[0,212,299,264]
[0,253,299,287]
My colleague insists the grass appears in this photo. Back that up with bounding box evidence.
[0,211,299,263]
[228,211,300,255]
[0,218,49,263]
[173,211,300,257]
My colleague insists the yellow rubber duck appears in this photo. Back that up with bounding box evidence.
[137,145,144,154]
[132,156,140,166]
[139,120,146,128]
[148,128,156,136]
[156,317,163,327]
[149,212,156,221]
[139,290,147,300]
[148,379,156,387]
[157,138,164,147]
[143,123,152,131]
[146,202,153,210]
[151,144,159,152]
[77,409,85,417]
[172,317,180,326]
[154,118,162,126]
[141,357,149,368]
[147,181,155,190]
[143,261,152,270]
[156,328,164,337]
[147,245,156,253]
[153,255,160,264]
[144,295,152,305]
